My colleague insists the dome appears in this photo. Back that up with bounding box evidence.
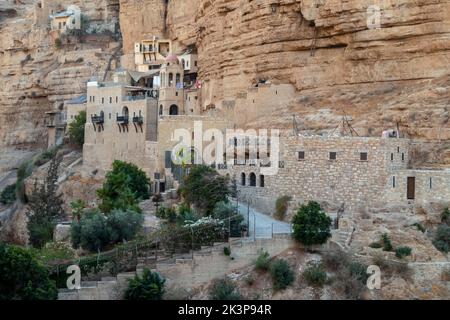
[165,53,179,64]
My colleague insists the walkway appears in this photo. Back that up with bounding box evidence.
[237,202,292,239]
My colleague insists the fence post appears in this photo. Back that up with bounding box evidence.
[271,223,274,238]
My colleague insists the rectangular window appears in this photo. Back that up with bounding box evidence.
[298,151,305,160]
[391,153,394,161]
[360,152,368,161]
[429,177,432,189]
[402,153,405,161]
[116,97,118,103]
[393,176,396,188]
[329,152,337,160]
[102,98,104,104]
[110,97,112,103]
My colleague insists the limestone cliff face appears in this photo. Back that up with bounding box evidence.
[0,0,120,148]
[119,0,450,165]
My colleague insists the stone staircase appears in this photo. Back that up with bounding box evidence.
[58,235,294,300]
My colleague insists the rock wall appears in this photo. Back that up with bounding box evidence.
[0,0,121,148]
[118,0,450,163]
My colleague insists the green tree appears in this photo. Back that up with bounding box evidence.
[68,111,86,147]
[125,269,165,300]
[27,156,64,248]
[97,160,150,213]
[270,259,295,290]
[0,243,57,300]
[292,201,332,246]
[212,201,243,237]
[181,165,230,215]
[433,224,450,253]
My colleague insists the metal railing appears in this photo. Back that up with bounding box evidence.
[116,115,129,124]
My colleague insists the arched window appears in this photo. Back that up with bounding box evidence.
[169,73,173,87]
[249,173,256,187]
[241,173,246,186]
[181,59,185,69]
[169,104,179,115]
[159,105,163,116]
[259,175,265,187]
[122,106,129,117]
[176,73,180,85]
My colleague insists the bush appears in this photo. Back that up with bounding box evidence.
[432,224,450,253]
[156,206,178,223]
[0,243,57,300]
[395,246,412,259]
[381,233,393,251]
[34,242,76,264]
[255,249,271,271]
[292,201,332,246]
[0,184,16,205]
[71,209,143,252]
[369,242,382,249]
[210,278,241,300]
[302,261,327,287]
[412,223,426,233]
[441,208,450,224]
[223,247,231,256]
[68,111,86,147]
[125,269,165,300]
[274,196,292,221]
[180,165,230,215]
[349,262,369,283]
[270,259,295,290]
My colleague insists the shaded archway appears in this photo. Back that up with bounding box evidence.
[159,105,163,116]
[249,172,256,187]
[169,104,179,115]
[241,173,246,186]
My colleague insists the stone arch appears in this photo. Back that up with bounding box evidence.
[169,104,179,115]
[241,172,246,186]
[249,172,256,187]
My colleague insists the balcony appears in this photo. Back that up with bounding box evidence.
[91,115,104,124]
[117,115,129,124]
[133,116,144,125]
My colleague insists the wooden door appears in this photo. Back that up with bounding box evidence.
[407,177,415,200]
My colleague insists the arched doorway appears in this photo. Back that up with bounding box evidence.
[159,105,163,116]
[249,173,256,187]
[241,173,246,186]
[169,104,179,115]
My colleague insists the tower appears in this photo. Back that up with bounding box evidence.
[158,54,184,116]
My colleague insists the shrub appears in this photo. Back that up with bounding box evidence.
[34,242,75,264]
[210,278,241,300]
[71,209,143,252]
[55,37,62,49]
[125,269,165,300]
[0,184,16,205]
[68,111,86,147]
[180,165,230,215]
[432,224,450,253]
[156,206,177,223]
[412,223,426,233]
[0,243,57,300]
[302,261,327,287]
[274,195,292,220]
[270,259,295,290]
[223,247,231,256]
[381,233,393,252]
[255,249,271,271]
[441,208,450,224]
[292,201,332,246]
[395,246,412,259]
[107,210,144,244]
[369,242,382,249]
[349,262,369,283]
